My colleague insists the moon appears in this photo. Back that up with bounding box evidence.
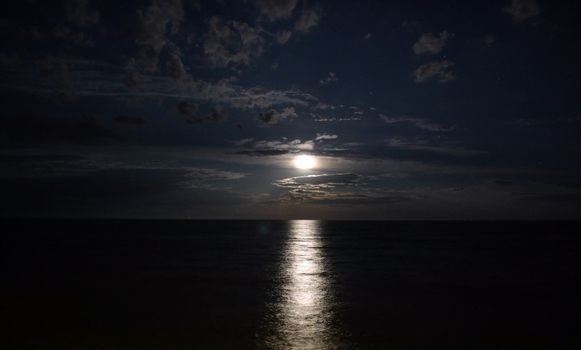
[293,155,317,170]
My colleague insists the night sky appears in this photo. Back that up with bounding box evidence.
[1,0,581,219]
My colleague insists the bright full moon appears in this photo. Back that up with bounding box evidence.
[294,155,317,170]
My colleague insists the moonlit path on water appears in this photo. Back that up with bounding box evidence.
[264,220,338,350]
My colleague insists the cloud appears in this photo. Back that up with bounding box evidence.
[502,0,540,23]
[123,58,144,90]
[36,58,75,97]
[319,72,338,85]
[186,108,227,124]
[254,0,299,21]
[177,101,198,116]
[483,35,496,47]
[65,0,100,27]
[166,47,191,82]
[413,31,452,55]
[294,5,321,33]
[181,168,246,189]
[519,193,581,203]
[363,33,372,40]
[385,137,486,157]
[0,52,20,66]
[3,58,323,113]
[273,173,366,202]
[236,137,314,156]
[275,30,293,45]
[176,101,224,124]
[113,115,146,126]
[401,20,420,33]
[379,114,454,132]
[413,60,456,83]
[275,173,362,188]
[135,0,184,70]
[204,17,265,68]
[51,25,95,47]
[232,138,254,146]
[315,133,338,141]
[256,106,297,126]
[516,116,581,127]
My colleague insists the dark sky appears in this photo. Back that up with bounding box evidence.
[1,0,581,219]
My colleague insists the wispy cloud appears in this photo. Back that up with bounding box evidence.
[1,59,323,112]
[315,133,338,141]
[254,0,298,21]
[380,114,454,132]
[385,137,486,157]
[181,168,246,190]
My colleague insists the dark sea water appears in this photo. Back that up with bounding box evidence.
[2,220,581,349]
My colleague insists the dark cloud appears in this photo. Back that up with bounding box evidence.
[235,137,314,156]
[256,107,297,126]
[204,17,264,68]
[0,52,20,66]
[51,25,94,47]
[412,30,451,55]
[113,115,146,126]
[0,166,248,218]
[36,58,75,97]
[0,116,118,146]
[135,0,184,70]
[123,59,144,90]
[177,101,198,116]
[65,0,100,27]
[185,108,227,124]
[166,47,191,82]
[274,173,361,200]
[0,154,83,166]
[236,149,291,157]
[413,60,456,83]
[502,0,540,23]
[509,117,581,127]
[518,193,581,203]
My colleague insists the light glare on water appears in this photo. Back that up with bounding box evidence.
[264,220,338,349]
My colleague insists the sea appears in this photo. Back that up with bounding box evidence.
[2,220,581,349]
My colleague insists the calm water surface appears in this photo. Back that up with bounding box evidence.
[3,220,581,349]
[264,220,339,349]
